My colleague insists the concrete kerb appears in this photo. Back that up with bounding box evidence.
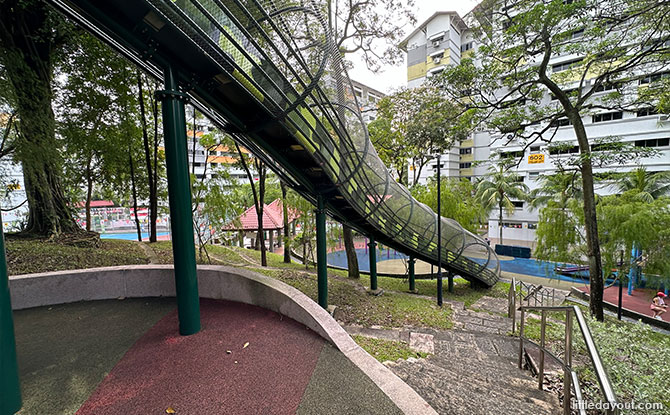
[9,265,437,415]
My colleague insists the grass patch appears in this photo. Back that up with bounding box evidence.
[376,275,510,307]
[6,239,148,275]
[353,335,429,362]
[518,305,670,413]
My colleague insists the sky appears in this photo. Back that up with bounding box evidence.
[346,0,481,94]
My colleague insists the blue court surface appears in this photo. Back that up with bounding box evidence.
[100,232,169,241]
[327,248,588,284]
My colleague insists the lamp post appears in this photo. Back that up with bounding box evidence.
[436,153,443,307]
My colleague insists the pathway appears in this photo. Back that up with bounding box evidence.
[343,296,561,415]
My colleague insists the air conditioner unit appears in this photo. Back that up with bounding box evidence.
[433,57,441,64]
[432,39,441,47]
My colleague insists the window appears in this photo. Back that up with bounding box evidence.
[500,150,524,158]
[501,98,526,108]
[594,82,621,93]
[512,201,524,208]
[592,111,623,123]
[502,19,514,30]
[635,138,670,147]
[528,223,538,230]
[459,148,472,155]
[637,108,658,117]
[552,59,583,73]
[639,71,670,84]
[550,89,577,100]
[571,28,584,39]
[461,42,473,52]
[550,118,572,127]
[459,162,472,169]
[529,171,540,178]
[354,87,362,98]
[548,145,580,155]
[503,222,523,229]
[530,146,541,152]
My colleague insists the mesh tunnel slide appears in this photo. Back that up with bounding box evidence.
[49,0,500,286]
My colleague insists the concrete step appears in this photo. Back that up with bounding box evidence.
[385,328,561,415]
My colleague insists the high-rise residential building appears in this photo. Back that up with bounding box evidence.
[401,7,670,247]
[349,80,385,124]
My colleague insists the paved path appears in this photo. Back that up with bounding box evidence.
[345,296,561,415]
[15,298,401,415]
[579,285,667,322]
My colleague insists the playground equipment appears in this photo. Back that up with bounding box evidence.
[47,0,500,286]
[1,2,501,411]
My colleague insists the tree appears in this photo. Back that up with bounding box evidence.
[0,1,78,236]
[136,72,163,242]
[328,0,416,71]
[530,171,585,265]
[436,0,670,320]
[411,178,486,233]
[58,32,137,232]
[370,86,466,186]
[235,142,268,266]
[475,164,529,245]
[616,167,670,203]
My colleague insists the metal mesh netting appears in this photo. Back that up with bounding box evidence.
[149,0,500,285]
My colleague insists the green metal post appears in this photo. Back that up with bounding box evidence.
[315,195,328,309]
[1,217,22,414]
[369,236,378,291]
[159,66,200,336]
[408,256,416,292]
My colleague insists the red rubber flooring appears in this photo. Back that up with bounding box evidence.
[580,286,666,321]
[76,299,325,415]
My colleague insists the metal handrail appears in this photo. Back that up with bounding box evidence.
[516,303,619,415]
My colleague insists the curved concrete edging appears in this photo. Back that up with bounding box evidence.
[8,265,437,415]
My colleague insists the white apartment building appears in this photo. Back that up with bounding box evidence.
[401,8,670,246]
[350,79,385,124]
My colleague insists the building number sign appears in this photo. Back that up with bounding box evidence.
[528,154,544,164]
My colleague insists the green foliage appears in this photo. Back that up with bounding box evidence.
[475,164,529,244]
[411,178,486,233]
[352,335,428,362]
[598,193,670,280]
[371,86,468,186]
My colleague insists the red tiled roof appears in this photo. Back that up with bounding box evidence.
[226,199,284,231]
[76,200,115,208]
[267,199,299,223]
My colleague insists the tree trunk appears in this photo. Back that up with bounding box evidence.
[281,181,291,263]
[150,88,159,242]
[571,114,604,321]
[498,203,503,245]
[256,160,267,267]
[0,1,78,237]
[128,142,142,242]
[343,224,359,278]
[137,72,156,242]
[85,157,93,232]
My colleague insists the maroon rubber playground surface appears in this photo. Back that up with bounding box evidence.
[579,286,667,321]
[76,299,325,415]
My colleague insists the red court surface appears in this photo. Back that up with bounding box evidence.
[580,285,667,321]
[76,299,325,415]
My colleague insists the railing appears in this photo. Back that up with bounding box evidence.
[508,278,562,333]
[512,302,619,415]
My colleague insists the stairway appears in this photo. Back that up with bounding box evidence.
[384,298,561,415]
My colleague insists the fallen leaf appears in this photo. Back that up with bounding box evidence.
[226,350,232,354]
[234,360,238,364]
[243,342,249,349]
[166,407,176,414]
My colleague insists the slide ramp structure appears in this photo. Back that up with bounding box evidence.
[49,0,500,286]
